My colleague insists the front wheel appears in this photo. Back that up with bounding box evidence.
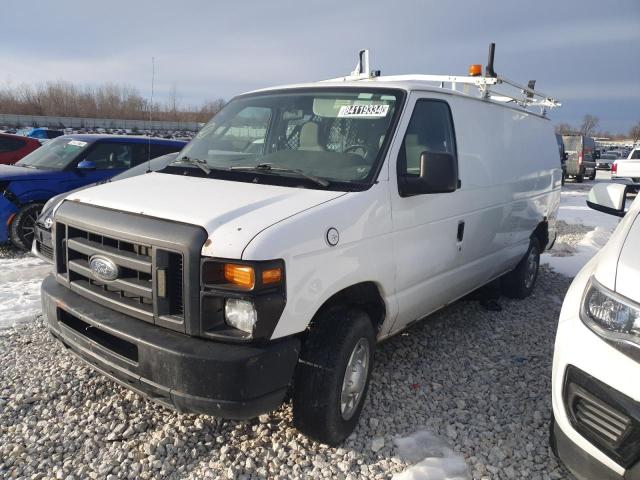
[501,237,541,299]
[292,307,375,445]
[575,174,584,183]
[9,203,44,251]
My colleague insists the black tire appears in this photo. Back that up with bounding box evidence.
[9,203,43,251]
[575,174,584,183]
[561,171,565,186]
[501,237,541,299]
[292,307,375,445]
[589,170,596,180]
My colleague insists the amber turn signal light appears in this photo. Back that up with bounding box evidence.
[262,268,282,285]
[468,64,482,76]
[224,264,255,289]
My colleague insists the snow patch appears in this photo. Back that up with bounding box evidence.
[543,226,611,278]
[0,255,51,329]
[392,430,470,480]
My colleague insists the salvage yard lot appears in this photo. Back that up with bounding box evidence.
[0,174,616,479]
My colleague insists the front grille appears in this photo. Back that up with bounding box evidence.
[57,223,184,328]
[574,392,631,445]
[36,240,53,261]
[564,366,640,468]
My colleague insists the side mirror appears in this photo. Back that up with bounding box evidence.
[77,160,96,171]
[587,183,628,217]
[400,152,458,196]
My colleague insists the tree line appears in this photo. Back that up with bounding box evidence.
[0,81,225,123]
[555,114,640,143]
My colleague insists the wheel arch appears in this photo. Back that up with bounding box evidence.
[532,219,549,250]
[307,281,387,335]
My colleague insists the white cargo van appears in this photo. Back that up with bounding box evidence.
[41,47,562,444]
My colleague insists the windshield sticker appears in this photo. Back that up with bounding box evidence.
[67,140,87,147]
[337,104,389,118]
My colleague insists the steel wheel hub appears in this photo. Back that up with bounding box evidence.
[340,338,370,420]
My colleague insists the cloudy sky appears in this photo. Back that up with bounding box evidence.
[1,0,638,132]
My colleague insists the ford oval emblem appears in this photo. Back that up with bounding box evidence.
[89,255,119,282]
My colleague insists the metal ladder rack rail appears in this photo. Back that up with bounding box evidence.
[324,46,561,116]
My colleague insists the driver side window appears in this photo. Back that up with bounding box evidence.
[214,106,271,154]
[398,99,456,177]
[84,143,133,170]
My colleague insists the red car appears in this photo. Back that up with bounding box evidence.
[0,133,41,165]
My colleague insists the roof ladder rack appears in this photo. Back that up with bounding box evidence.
[325,43,561,116]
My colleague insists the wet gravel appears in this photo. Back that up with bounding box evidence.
[0,267,573,479]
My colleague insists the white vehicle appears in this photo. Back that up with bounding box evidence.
[551,183,640,479]
[41,46,562,444]
[612,148,640,183]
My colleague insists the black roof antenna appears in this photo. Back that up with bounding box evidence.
[147,56,155,173]
[485,42,497,78]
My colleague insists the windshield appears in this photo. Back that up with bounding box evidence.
[16,136,89,170]
[174,89,402,188]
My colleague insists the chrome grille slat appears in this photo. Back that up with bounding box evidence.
[67,237,152,274]
[68,259,153,299]
[575,397,630,443]
[70,280,154,322]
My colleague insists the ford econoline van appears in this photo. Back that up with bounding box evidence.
[41,50,562,444]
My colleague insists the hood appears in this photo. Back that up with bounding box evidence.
[65,172,347,258]
[0,164,61,182]
[615,207,640,302]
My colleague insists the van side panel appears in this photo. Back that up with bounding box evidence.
[388,92,560,332]
[242,182,398,340]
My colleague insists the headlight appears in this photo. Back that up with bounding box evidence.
[581,278,640,346]
[200,258,286,342]
[224,298,257,333]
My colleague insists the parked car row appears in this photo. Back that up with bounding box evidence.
[0,134,186,250]
[2,125,197,142]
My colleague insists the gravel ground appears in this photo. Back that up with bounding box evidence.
[0,266,573,480]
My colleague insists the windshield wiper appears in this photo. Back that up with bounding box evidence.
[169,156,211,174]
[230,163,330,188]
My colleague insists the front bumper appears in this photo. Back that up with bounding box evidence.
[553,313,640,479]
[0,194,18,243]
[42,275,301,419]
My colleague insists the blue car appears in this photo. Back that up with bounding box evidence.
[0,134,186,249]
[16,127,64,141]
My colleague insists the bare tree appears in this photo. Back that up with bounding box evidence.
[580,114,599,137]
[555,122,575,135]
[630,122,640,144]
[0,80,224,123]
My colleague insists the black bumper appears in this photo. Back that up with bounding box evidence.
[41,275,300,419]
[554,420,626,480]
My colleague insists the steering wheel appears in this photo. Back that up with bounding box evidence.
[344,145,368,157]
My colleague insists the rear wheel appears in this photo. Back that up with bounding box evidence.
[501,237,541,299]
[292,307,375,445]
[575,174,584,183]
[9,203,43,251]
[589,170,596,180]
